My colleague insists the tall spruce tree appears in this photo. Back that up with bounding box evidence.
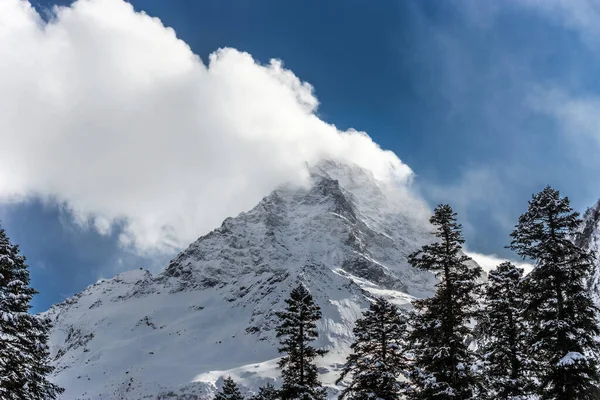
[509,186,600,400]
[0,227,63,400]
[214,376,245,400]
[336,297,409,400]
[478,262,530,400]
[250,382,280,400]
[406,204,483,400]
[276,283,328,400]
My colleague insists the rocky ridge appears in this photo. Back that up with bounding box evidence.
[45,160,443,399]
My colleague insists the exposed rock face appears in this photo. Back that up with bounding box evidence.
[45,160,442,399]
[577,200,600,301]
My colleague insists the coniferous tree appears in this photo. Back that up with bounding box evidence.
[336,297,409,400]
[276,283,328,400]
[406,204,483,400]
[478,262,530,400]
[215,376,245,400]
[0,227,64,400]
[250,382,280,400]
[509,186,600,400]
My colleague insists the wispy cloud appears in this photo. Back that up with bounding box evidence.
[517,0,600,46]
[529,87,600,145]
[410,0,600,245]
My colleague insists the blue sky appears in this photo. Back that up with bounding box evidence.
[2,0,600,311]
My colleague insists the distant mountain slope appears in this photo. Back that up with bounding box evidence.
[45,160,445,399]
[577,200,600,303]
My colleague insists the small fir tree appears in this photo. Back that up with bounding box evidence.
[336,297,410,400]
[276,283,328,400]
[509,186,600,400]
[250,382,279,400]
[406,204,483,400]
[0,226,64,399]
[215,376,245,400]
[478,262,530,400]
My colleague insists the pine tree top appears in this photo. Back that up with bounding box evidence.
[215,376,245,400]
[275,283,323,332]
[509,185,582,261]
[429,204,465,245]
[408,204,481,281]
[283,283,317,309]
[250,382,279,400]
[488,261,523,283]
[0,226,37,314]
[0,227,27,271]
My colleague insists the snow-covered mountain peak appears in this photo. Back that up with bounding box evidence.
[45,160,440,399]
[161,160,435,297]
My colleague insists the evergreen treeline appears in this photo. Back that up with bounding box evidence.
[3,186,596,399]
[3,184,598,400]
[509,187,600,399]
[217,186,600,400]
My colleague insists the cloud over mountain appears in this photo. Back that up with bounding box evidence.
[0,0,416,251]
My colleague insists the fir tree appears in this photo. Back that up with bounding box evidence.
[0,226,64,400]
[478,262,530,400]
[250,382,280,400]
[215,376,245,400]
[276,283,328,400]
[509,186,600,400]
[336,297,409,400]
[406,204,483,400]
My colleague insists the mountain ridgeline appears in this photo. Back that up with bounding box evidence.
[40,162,600,400]
[43,161,442,399]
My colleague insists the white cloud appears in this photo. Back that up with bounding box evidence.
[0,0,415,252]
[465,251,534,274]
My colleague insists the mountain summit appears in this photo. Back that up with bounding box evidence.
[45,160,441,399]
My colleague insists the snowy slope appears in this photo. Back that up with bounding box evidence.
[45,160,441,400]
[577,200,600,303]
